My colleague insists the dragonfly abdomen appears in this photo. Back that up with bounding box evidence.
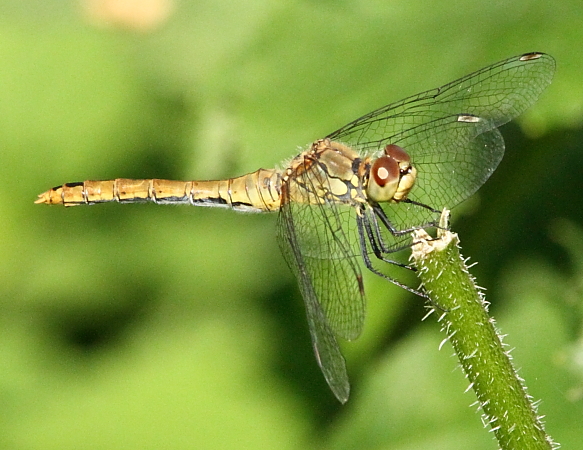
[192,169,283,212]
[35,169,283,212]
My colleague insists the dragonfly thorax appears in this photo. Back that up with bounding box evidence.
[366,144,417,204]
[285,139,366,206]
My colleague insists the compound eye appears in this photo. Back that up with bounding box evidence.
[384,144,410,162]
[367,156,399,202]
[372,156,399,186]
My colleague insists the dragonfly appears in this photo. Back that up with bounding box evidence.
[36,52,555,404]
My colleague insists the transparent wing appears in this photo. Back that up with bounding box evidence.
[277,166,365,403]
[327,53,555,213]
[276,53,555,401]
[279,201,364,341]
[381,120,506,237]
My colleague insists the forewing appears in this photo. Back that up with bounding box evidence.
[327,53,555,212]
[385,119,505,235]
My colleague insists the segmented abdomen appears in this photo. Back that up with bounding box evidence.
[35,168,283,212]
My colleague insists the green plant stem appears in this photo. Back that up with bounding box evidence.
[411,211,557,450]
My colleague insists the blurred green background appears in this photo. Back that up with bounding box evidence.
[2,0,582,448]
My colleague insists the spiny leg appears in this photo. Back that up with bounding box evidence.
[360,206,416,270]
[356,207,426,298]
[371,203,440,238]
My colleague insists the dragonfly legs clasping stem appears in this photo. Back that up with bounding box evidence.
[356,206,427,298]
[357,204,451,311]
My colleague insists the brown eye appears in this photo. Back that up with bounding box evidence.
[366,155,401,203]
[372,156,399,187]
[384,144,410,164]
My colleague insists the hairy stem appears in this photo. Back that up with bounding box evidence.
[411,210,557,450]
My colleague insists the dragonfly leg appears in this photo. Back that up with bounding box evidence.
[361,207,416,270]
[371,204,440,238]
[356,208,426,298]
[402,198,441,214]
[357,206,449,311]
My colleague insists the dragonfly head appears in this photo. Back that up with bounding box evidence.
[366,144,417,203]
